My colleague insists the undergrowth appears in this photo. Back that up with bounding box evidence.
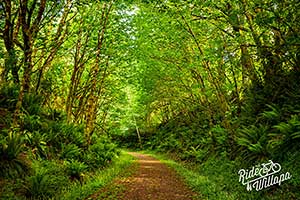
[62,151,134,200]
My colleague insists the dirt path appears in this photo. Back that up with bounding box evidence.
[116,152,197,200]
[88,152,197,200]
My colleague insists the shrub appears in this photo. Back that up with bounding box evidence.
[22,93,44,116]
[181,146,209,162]
[65,159,87,182]
[45,122,85,149]
[83,136,118,169]
[22,160,68,199]
[0,84,19,111]
[0,130,30,178]
[236,124,269,163]
[157,133,180,152]
[268,114,300,158]
[24,131,48,159]
[23,114,42,132]
[60,143,82,160]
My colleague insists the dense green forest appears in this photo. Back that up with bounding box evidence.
[0,0,299,199]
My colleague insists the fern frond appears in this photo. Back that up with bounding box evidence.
[260,104,280,120]
[273,122,292,134]
[291,131,300,139]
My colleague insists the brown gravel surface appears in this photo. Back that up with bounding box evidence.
[116,152,198,200]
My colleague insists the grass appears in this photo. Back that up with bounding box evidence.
[61,150,135,200]
[86,155,139,200]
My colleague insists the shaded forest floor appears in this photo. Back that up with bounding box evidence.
[88,152,198,200]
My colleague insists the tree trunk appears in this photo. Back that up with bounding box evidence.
[12,0,46,128]
[2,0,20,84]
[84,1,113,144]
